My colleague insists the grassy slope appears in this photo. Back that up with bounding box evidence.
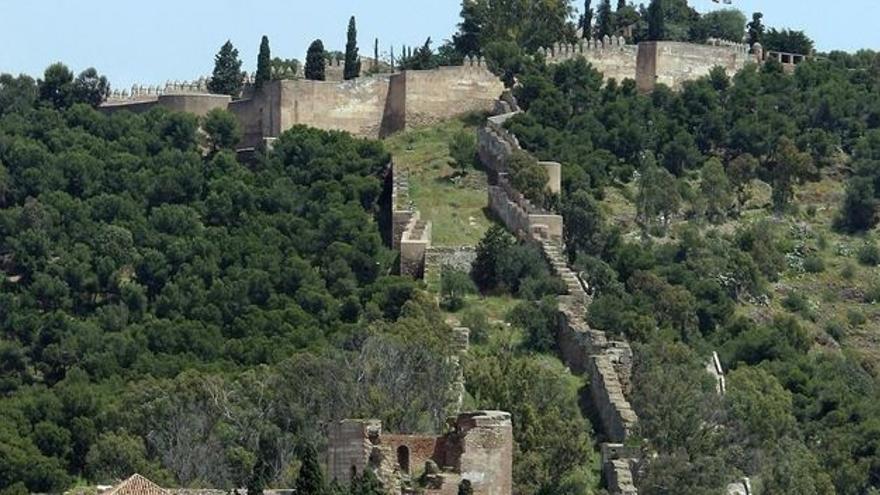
[385,119,494,247]
[601,171,880,376]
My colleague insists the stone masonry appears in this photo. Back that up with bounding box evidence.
[478,106,640,495]
[325,411,513,495]
[390,163,432,278]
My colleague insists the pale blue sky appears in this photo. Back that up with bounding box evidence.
[0,0,877,90]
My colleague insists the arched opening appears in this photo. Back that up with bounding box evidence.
[397,445,410,474]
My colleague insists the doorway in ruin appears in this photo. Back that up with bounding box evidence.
[397,445,410,474]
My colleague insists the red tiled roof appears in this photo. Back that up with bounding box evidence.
[104,474,169,495]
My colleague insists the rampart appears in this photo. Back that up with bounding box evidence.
[539,38,757,92]
[390,163,432,277]
[478,106,639,494]
[326,411,513,495]
[100,62,504,146]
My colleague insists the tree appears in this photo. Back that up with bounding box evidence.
[700,158,732,224]
[508,151,550,208]
[344,16,361,80]
[617,0,626,10]
[72,68,109,107]
[255,36,271,89]
[458,479,474,495]
[764,28,814,55]
[305,40,327,81]
[579,0,594,38]
[401,38,438,71]
[647,0,665,41]
[726,367,795,445]
[472,225,515,292]
[453,0,575,53]
[692,9,746,43]
[747,12,765,47]
[295,443,326,495]
[0,73,37,115]
[374,38,380,71]
[563,189,607,257]
[38,63,74,109]
[441,269,476,311]
[203,108,243,152]
[836,176,877,232]
[636,155,680,231]
[728,153,758,209]
[208,40,244,97]
[768,137,814,212]
[350,469,385,495]
[596,0,614,39]
[449,129,476,174]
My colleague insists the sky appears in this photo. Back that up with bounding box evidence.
[0,0,878,90]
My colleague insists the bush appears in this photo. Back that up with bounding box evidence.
[847,309,867,327]
[460,307,491,345]
[864,281,880,303]
[857,243,880,266]
[825,320,846,342]
[803,255,825,273]
[449,129,476,174]
[841,262,856,280]
[441,269,477,312]
[782,291,811,318]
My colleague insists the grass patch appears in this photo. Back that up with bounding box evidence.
[386,119,493,246]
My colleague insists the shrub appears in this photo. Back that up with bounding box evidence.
[825,320,846,342]
[864,281,880,303]
[841,262,856,280]
[441,269,477,312]
[449,129,476,174]
[858,243,880,266]
[461,307,491,345]
[803,255,825,274]
[847,309,866,327]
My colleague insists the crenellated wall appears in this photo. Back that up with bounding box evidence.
[539,36,638,83]
[478,105,641,494]
[100,63,503,144]
[636,40,754,92]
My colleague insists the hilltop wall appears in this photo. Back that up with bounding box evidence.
[636,41,753,91]
[100,64,502,143]
[478,107,639,494]
[541,38,756,92]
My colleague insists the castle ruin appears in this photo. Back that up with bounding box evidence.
[325,411,513,495]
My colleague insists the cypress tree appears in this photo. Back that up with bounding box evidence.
[617,0,625,10]
[344,16,361,80]
[579,0,593,38]
[295,444,326,495]
[207,40,244,97]
[596,0,613,39]
[647,0,665,41]
[305,39,326,81]
[255,35,271,89]
[374,38,379,71]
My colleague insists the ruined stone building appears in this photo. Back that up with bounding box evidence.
[325,411,513,495]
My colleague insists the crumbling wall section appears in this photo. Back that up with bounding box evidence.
[391,163,431,278]
[451,411,513,495]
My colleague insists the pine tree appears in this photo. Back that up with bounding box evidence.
[596,0,613,39]
[305,39,326,81]
[255,35,271,89]
[350,469,385,495]
[579,0,593,38]
[617,0,625,10]
[344,16,361,80]
[295,443,326,495]
[647,0,665,41]
[208,40,244,97]
[457,480,474,495]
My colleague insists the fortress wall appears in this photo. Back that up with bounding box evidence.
[454,412,514,495]
[278,77,393,139]
[403,66,504,129]
[228,84,280,149]
[542,38,638,83]
[637,41,751,91]
[156,93,231,116]
[99,98,160,114]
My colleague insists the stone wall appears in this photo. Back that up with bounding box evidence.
[402,62,504,129]
[100,93,231,118]
[540,36,638,83]
[636,41,754,92]
[325,411,512,495]
[100,65,502,143]
[478,105,640,494]
[390,164,432,278]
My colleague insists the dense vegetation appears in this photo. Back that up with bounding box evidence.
[0,69,466,494]
[498,46,880,493]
